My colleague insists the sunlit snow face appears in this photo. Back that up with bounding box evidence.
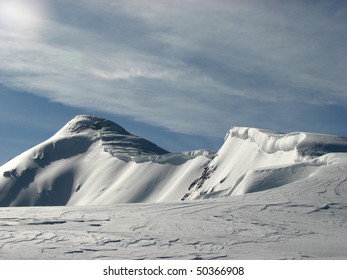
[0,0,49,36]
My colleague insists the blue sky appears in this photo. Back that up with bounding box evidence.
[0,0,347,164]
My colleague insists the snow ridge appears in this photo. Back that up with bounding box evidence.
[226,127,306,154]
[182,127,347,200]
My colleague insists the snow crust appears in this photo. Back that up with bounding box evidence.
[1,167,346,259]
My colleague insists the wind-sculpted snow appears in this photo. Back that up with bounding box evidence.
[183,127,347,200]
[225,127,307,154]
[0,167,346,259]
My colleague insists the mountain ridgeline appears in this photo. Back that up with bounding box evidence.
[1,115,347,206]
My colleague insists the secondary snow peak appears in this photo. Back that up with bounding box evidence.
[182,127,347,200]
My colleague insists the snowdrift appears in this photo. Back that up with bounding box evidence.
[182,127,347,200]
[1,116,347,206]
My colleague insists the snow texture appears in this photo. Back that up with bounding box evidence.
[0,175,346,259]
[0,116,347,259]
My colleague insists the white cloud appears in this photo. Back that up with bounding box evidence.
[1,0,346,136]
[92,68,162,81]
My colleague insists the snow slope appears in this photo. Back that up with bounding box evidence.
[0,171,346,259]
[0,115,213,206]
[182,127,347,200]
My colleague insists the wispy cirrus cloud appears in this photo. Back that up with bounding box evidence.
[1,0,346,137]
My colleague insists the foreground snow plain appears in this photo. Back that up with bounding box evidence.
[0,115,347,259]
[0,176,346,259]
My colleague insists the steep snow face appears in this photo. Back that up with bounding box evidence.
[182,127,347,200]
[0,115,213,206]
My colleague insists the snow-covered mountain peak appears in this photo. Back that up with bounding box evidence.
[56,115,130,136]
[0,115,211,206]
[54,115,169,158]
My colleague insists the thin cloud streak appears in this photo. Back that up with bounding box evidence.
[0,0,346,136]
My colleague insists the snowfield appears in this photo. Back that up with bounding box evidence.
[0,181,346,259]
[0,115,347,259]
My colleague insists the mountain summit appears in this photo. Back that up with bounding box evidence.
[55,115,169,158]
[59,115,131,135]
